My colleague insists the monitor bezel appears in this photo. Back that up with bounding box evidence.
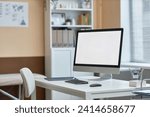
[73,28,124,68]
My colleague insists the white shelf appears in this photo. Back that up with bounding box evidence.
[52,47,75,50]
[52,8,92,12]
[52,25,92,28]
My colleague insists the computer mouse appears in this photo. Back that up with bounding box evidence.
[89,83,102,87]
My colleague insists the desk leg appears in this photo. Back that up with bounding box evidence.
[31,87,36,100]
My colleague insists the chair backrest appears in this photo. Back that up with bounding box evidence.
[20,68,35,98]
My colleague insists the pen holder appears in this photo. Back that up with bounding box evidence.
[129,80,146,87]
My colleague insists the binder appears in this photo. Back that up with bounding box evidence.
[57,29,63,47]
[52,29,57,47]
[68,29,74,47]
[62,29,68,47]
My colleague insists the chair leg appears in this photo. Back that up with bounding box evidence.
[18,85,22,99]
[0,89,18,100]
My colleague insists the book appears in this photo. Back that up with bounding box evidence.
[68,29,74,47]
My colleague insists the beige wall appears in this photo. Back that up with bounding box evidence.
[0,0,120,57]
[0,0,44,57]
[93,0,102,28]
[94,0,120,28]
[102,0,120,28]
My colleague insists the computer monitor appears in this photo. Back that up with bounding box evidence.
[73,28,124,76]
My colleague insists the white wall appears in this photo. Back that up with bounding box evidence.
[120,0,131,62]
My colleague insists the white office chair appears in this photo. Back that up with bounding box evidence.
[0,68,45,100]
[20,67,35,99]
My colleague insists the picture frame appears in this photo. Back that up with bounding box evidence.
[51,13,66,25]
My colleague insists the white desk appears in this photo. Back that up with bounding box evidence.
[34,77,137,100]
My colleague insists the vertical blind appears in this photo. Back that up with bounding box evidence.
[130,0,150,63]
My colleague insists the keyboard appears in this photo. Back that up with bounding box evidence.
[65,78,88,84]
[44,77,73,81]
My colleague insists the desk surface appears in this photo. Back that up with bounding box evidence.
[35,76,137,99]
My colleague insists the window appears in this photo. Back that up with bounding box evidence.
[121,0,150,63]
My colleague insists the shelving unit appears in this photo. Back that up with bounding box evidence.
[44,0,94,100]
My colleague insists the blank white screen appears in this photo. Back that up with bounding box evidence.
[75,31,122,66]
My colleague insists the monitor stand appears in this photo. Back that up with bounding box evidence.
[88,73,112,87]
[89,73,112,81]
